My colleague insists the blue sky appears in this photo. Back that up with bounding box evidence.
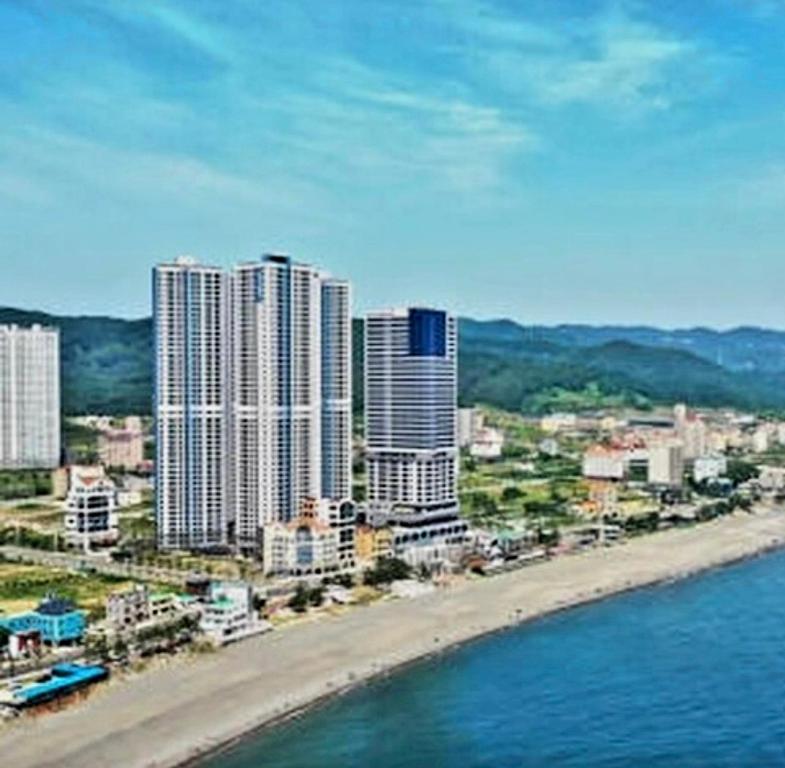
[2,0,785,327]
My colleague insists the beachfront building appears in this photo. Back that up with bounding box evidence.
[0,324,60,469]
[153,257,231,551]
[261,501,343,578]
[302,496,357,571]
[364,307,463,565]
[365,307,458,516]
[355,524,394,567]
[199,581,269,646]
[63,470,119,549]
[106,585,184,634]
[232,256,352,552]
[106,585,151,631]
[0,596,85,646]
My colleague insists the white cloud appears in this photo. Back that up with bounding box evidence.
[436,0,713,114]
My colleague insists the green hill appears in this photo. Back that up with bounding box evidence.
[2,307,784,416]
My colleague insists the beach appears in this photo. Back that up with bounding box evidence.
[3,508,785,768]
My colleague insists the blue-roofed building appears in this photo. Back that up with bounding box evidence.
[0,596,86,645]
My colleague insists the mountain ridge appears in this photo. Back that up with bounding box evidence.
[2,307,784,416]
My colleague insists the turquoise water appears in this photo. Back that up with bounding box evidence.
[206,551,785,767]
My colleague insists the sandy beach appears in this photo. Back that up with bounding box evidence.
[3,508,785,768]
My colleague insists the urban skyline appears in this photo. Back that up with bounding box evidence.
[4,1,785,328]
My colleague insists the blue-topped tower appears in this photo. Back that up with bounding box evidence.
[364,307,458,518]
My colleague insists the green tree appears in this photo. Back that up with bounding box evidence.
[288,584,310,613]
[308,586,325,607]
[364,557,412,586]
[726,460,760,487]
[501,486,523,503]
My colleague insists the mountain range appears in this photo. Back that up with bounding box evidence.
[2,307,784,416]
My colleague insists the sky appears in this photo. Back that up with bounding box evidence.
[2,0,785,327]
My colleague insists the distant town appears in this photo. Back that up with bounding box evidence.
[1,254,783,717]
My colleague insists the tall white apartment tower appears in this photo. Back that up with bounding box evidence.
[153,257,230,550]
[0,324,60,469]
[233,255,351,550]
[365,308,458,516]
[321,278,352,501]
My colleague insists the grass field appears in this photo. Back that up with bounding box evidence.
[0,561,141,619]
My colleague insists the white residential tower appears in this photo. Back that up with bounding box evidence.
[153,258,231,550]
[0,324,60,469]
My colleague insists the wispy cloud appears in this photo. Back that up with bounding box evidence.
[436,0,716,114]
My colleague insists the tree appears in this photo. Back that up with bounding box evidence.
[288,584,310,613]
[364,557,412,586]
[501,486,523,503]
[308,586,325,607]
[726,460,760,487]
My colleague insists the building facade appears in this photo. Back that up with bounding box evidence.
[153,257,231,550]
[0,597,85,646]
[232,256,351,551]
[98,417,145,470]
[0,324,60,469]
[63,471,119,548]
[261,502,342,578]
[364,308,458,516]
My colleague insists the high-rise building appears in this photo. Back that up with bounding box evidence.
[0,324,60,469]
[153,257,230,550]
[232,256,351,551]
[320,278,352,500]
[364,308,458,516]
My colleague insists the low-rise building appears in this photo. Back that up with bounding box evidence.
[752,427,771,455]
[758,466,785,492]
[302,497,357,571]
[106,585,182,633]
[693,455,728,484]
[470,427,505,460]
[458,408,483,448]
[199,581,269,646]
[359,505,469,566]
[98,417,145,471]
[0,596,85,646]
[106,585,151,630]
[355,524,394,567]
[583,446,625,481]
[648,442,685,488]
[262,504,342,579]
[63,470,119,549]
[540,412,577,433]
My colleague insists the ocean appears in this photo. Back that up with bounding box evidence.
[204,550,785,767]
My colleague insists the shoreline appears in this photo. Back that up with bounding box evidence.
[187,535,785,768]
[3,509,785,768]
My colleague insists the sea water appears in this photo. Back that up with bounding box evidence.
[205,550,785,767]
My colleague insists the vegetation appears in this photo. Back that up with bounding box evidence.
[62,420,100,464]
[363,557,412,586]
[0,562,132,618]
[0,470,52,500]
[287,583,326,613]
[6,307,785,416]
[726,460,760,486]
[0,307,151,415]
